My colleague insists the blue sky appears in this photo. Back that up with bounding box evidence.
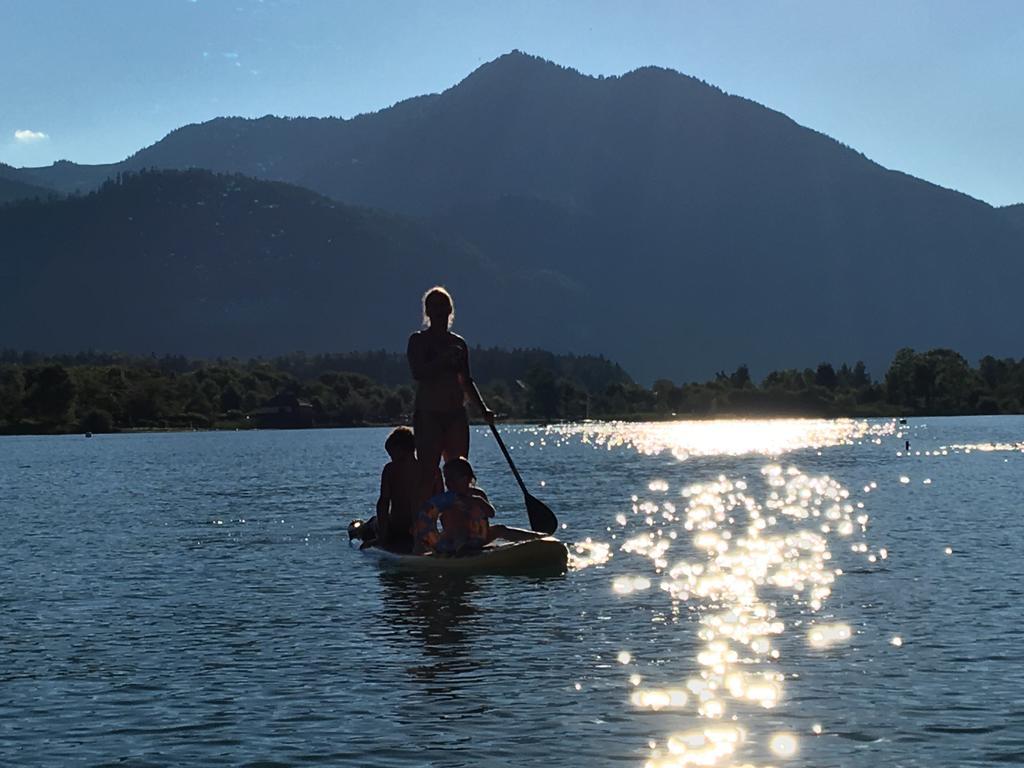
[3,0,1022,205]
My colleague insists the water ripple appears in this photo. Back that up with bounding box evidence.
[2,418,1023,766]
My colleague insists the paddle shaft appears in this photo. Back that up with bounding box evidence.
[488,423,530,496]
[486,420,558,534]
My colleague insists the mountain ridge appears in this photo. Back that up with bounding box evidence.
[2,52,1021,380]
[0,162,56,203]
[6,51,995,210]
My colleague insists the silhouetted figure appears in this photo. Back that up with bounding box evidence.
[407,286,494,504]
[374,426,439,553]
[905,440,910,452]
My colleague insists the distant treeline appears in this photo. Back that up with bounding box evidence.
[649,349,1023,419]
[0,347,1020,435]
[0,348,631,434]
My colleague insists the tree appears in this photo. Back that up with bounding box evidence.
[762,368,803,391]
[383,393,404,420]
[851,361,870,389]
[729,364,752,389]
[885,348,977,414]
[220,383,242,412]
[653,378,681,411]
[0,366,25,424]
[924,349,976,413]
[885,348,918,409]
[814,363,838,389]
[527,366,560,421]
[125,377,169,426]
[557,378,587,420]
[837,363,852,387]
[24,365,76,426]
[978,355,1007,390]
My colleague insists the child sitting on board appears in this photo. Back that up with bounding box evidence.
[371,426,441,553]
[349,426,444,550]
[414,457,543,555]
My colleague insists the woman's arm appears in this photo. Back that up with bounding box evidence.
[458,343,496,424]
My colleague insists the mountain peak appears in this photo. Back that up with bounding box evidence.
[454,50,585,91]
[488,50,564,71]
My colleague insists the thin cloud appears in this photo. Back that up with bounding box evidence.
[14,129,49,143]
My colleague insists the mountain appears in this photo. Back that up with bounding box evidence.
[0,163,56,204]
[0,170,581,358]
[1000,203,1024,231]
[6,52,1024,380]
[11,159,120,197]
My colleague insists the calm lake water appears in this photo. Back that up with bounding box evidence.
[3,416,1024,767]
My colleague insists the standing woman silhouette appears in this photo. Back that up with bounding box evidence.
[407,286,494,502]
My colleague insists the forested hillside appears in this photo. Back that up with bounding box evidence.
[0,169,579,358]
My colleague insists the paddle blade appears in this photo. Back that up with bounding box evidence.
[525,492,558,535]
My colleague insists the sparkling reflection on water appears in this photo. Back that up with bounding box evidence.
[3,417,1024,766]
[556,417,890,460]
[552,419,889,766]
[613,466,880,766]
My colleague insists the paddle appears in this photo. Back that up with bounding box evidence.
[488,422,558,535]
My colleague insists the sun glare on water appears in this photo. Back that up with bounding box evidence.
[555,419,891,767]
[549,417,892,460]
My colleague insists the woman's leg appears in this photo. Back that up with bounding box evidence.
[441,408,470,463]
[414,410,444,505]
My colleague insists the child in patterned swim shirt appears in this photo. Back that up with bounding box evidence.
[414,457,545,555]
[415,458,492,555]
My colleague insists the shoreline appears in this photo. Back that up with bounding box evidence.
[3,409,1018,439]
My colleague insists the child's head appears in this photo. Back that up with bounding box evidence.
[384,426,415,459]
[422,285,454,328]
[442,457,475,493]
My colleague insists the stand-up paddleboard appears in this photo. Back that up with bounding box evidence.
[361,537,569,576]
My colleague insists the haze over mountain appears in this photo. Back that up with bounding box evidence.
[4,52,1022,381]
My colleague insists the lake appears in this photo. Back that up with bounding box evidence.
[3,416,1023,767]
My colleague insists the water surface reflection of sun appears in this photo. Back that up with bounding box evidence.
[551,419,894,767]
[549,417,892,460]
